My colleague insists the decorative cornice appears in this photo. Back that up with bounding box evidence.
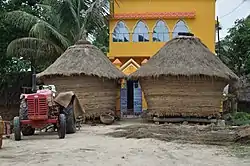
[113,58,122,65]
[122,63,138,76]
[113,11,196,19]
[120,58,140,71]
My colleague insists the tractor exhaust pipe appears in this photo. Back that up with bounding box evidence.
[31,71,36,92]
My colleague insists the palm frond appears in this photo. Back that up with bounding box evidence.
[4,10,39,31]
[6,37,63,59]
[83,0,109,30]
[37,4,52,12]
[57,0,81,41]
[29,22,71,49]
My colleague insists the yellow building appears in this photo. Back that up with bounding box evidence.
[109,0,216,117]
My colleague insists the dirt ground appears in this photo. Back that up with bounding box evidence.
[106,122,250,145]
[0,122,250,166]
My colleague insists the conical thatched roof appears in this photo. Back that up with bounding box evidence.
[130,36,238,81]
[37,40,125,79]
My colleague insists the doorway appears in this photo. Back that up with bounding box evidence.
[127,80,134,115]
[120,80,142,117]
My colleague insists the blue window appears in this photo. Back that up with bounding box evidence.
[172,20,189,38]
[132,21,149,42]
[113,21,129,42]
[153,20,170,42]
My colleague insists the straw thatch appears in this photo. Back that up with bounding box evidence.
[140,76,226,118]
[37,40,125,79]
[237,75,250,102]
[130,36,238,118]
[44,76,119,119]
[236,75,250,112]
[37,40,125,120]
[130,36,238,80]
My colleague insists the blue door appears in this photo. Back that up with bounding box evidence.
[133,81,142,115]
[120,80,127,116]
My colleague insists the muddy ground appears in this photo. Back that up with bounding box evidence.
[0,122,250,166]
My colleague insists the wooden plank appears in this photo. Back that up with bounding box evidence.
[153,117,217,123]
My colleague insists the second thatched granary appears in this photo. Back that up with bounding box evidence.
[130,35,238,119]
[236,74,250,113]
[37,40,125,119]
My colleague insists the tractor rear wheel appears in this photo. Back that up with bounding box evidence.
[65,106,76,134]
[58,114,66,139]
[13,117,21,141]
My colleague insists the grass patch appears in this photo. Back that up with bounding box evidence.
[230,112,250,126]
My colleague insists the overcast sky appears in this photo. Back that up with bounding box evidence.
[216,0,250,38]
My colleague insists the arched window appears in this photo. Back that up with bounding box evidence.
[172,20,189,38]
[132,21,149,42]
[113,21,129,42]
[153,20,170,42]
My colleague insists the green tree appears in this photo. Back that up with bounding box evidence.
[92,26,109,54]
[216,15,250,76]
[0,0,35,73]
[0,0,35,96]
[4,0,110,72]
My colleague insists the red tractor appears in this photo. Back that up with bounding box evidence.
[13,84,80,141]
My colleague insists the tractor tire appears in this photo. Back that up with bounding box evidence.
[13,117,21,141]
[65,106,76,134]
[19,99,35,136]
[0,135,2,149]
[22,126,35,136]
[58,114,66,139]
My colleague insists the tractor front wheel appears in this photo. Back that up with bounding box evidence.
[0,135,2,149]
[13,117,21,141]
[19,99,28,120]
[58,114,66,139]
[22,126,35,136]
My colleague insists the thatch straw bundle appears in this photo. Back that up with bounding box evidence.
[37,40,125,119]
[235,75,250,112]
[130,36,238,80]
[130,36,238,118]
[37,40,124,79]
[236,75,250,102]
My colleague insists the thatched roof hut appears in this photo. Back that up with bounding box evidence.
[37,40,125,119]
[237,75,250,102]
[130,35,238,118]
[236,75,250,112]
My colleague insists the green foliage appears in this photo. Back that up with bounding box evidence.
[2,57,30,73]
[230,111,250,126]
[0,56,31,92]
[0,0,34,98]
[3,0,110,71]
[0,0,111,107]
[0,0,110,105]
[216,16,250,76]
[4,5,70,69]
[92,26,109,54]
